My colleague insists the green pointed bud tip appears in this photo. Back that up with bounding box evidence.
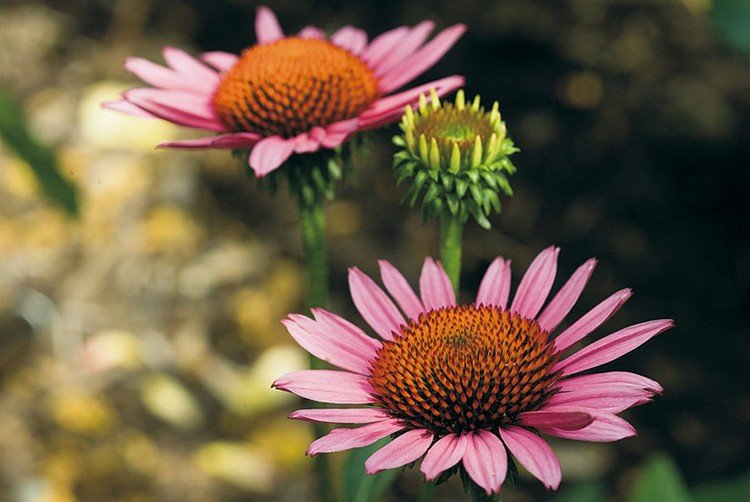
[430,88,441,110]
[405,128,416,153]
[404,104,415,123]
[491,101,499,114]
[419,93,428,115]
[429,137,441,170]
[449,141,461,173]
[456,89,466,110]
[419,134,429,162]
[471,95,481,111]
[472,135,483,167]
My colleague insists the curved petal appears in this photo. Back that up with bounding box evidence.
[510,246,559,319]
[272,370,375,404]
[419,258,456,311]
[553,289,632,353]
[331,26,368,55]
[537,258,597,332]
[162,47,221,85]
[320,119,358,148]
[554,319,675,376]
[542,412,637,442]
[377,24,466,93]
[158,132,261,150]
[557,371,663,395]
[123,89,225,131]
[282,313,380,374]
[248,135,295,177]
[365,429,434,474]
[516,409,593,431]
[307,419,404,455]
[255,5,284,44]
[299,26,326,39]
[362,26,410,68]
[348,267,405,341]
[358,75,465,130]
[289,408,390,424]
[475,258,511,309]
[124,57,214,94]
[378,260,424,319]
[201,51,238,72]
[102,99,158,119]
[462,430,507,496]
[544,387,655,414]
[371,21,435,76]
[421,433,468,481]
[310,308,383,357]
[499,426,561,490]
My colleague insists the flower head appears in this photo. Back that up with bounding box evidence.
[394,89,517,227]
[273,247,673,495]
[104,6,465,177]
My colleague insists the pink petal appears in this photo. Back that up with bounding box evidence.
[358,75,465,130]
[362,26,410,68]
[516,409,594,431]
[320,119,358,148]
[420,433,468,481]
[554,319,675,376]
[289,408,390,424]
[542,412,637,442]
[419,258,456,311]
[378,260,425,319]
[123,89,225,131]
[310,308,383,356]
[307,419,404,455]
[331,26,368,55]
[282,313,380,375]
[348,267,406,341]
[292,131,320,153]
[499,426,561,490]
[557,371,663,395]
[158,132,261,150]
[545,386,656,414]
[475,258,512,309]
[370,22,435,76]
[255,5,284,44]
[510,246,559,319]
[365,429,434,474]
[462,430,507,495]
[553,289,633,353]
[537,258,597,332]
[248,135,295,177]
[102,99,157,119]
[124,57,214,94]
[272,370,375,404]
[201,51,239,72]
[377,24,466,93]
[299,26,326,39]
[162,47,221,85]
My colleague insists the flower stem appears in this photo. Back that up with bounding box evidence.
[439,213,464,294]
[298,198,336,502]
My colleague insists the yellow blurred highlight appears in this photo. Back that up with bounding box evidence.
[140,374,204,430]
[141,204,205,256]
[1,155,41,199]
[194,442,276,493]
[327,200,362,236]
[561,71,604,109]
[81,329,142,374]
[48,390,115,434]
[249,419,312,472]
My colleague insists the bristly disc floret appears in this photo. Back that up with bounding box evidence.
[393,89,518,228]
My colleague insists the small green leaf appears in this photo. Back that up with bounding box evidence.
[628,454,691,502]
[343,440,399,502]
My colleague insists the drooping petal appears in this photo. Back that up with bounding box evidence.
[369,22,435,75]
[282,313,380,374]
[556,371,663,395]
[248,135,295,177]
[419,258,456,311]
[378,260,425,319]
[272,370,375,404]
[510,246,559,319]
[123,89,225,131]
[358,75,465,130]
[289,408,390,424]
[542,412,637,442]
[255,5,284,44]
[365,429,434,474]
[124,57,214,94]
[348,267,406,341]
[544,386,655,414]
[377,24,466,93]
[499,426,561,490]
[331,26,368,55]
[475,258,511,309]
[537,258,597,332]
[554,319,675,376]
[162,47,221,85]
[201,51,238,72]
[307,419,404,455]
[102,99,157,119]
[516,409,593,431]
[553,289,633,353]
[461,430,507,495]
[421,433,468,481]
[319,118,359,148]
[158,132,261,150]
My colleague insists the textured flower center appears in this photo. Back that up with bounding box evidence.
[212,37,379,137]
[369,305,561,435]
[414,103,495,157]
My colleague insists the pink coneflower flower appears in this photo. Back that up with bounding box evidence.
[273,246,673,495]
[104,6,465,177]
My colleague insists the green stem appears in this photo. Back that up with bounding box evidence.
[439,213,464,294]
[298,198,336,502]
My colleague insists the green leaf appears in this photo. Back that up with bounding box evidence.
[712,0,750,53]
[628,454,692,502]
[692,471,750,502]
[553,481,609,502]
[343,440,399,502]
[0,87,79,216]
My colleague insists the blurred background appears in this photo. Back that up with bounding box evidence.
[0,0,748,500]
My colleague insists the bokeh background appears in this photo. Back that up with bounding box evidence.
[1,0,749,500]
